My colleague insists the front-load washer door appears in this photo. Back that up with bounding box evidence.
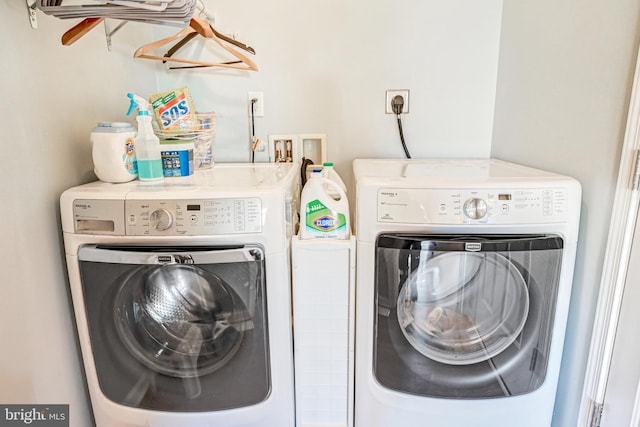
[374,234,563,398]
[78,244,270,411]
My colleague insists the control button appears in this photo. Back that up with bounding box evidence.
[190,215,198,223]
[463,198,488,220]
[127,214,137,225]
[150,208,173,231]
[501,204,509,213]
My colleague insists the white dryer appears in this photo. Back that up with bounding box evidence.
[60,163,299,427]
[353,159,581,427]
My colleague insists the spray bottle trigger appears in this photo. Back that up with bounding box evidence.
[126,93,150,116]
[126,93,137,116]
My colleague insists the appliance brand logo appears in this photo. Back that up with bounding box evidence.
[0,405,68,426]
[465,242,482,252]
[156,254,194,264]
[380,191,398,197]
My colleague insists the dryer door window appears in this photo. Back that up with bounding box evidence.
[374,234,563,398]
[78,245,270,411]
[396,251,529,366]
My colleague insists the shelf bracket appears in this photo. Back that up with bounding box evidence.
[104,19,128,51]
[26,0,38,29]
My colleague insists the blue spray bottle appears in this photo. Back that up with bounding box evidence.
[127,93,164,181]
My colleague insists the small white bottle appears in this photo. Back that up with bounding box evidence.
[127,93,164,181]
[300,168,350,239]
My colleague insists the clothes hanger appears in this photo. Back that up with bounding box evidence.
[207,23,255,55]
[161,31,242,69]
[161,22,255,69]
[190,1,256,55]
[133,16,258,71]
[57,0,249,50]
[61,17,105,45]
[57,0,196,46]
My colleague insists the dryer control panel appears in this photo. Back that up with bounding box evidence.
[72,198,262,235]
[377,188,568,224]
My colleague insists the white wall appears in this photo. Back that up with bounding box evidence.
[0,4,156,425]
[491,2,640,426]
[155,0,503,188]
[0,2,502,426]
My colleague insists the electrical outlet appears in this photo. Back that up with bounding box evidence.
[385,89,410,114]
[248,91,264,117]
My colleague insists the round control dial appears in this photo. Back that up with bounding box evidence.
[150,208,174,231]
[463,198,488,220]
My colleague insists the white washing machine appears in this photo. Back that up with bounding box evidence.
[353,158,581,427]
[60,163,299,427]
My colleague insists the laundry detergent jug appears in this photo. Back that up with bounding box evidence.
[91,122,137,183]
[300,169,350,239]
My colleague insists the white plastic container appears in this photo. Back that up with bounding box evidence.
[322,162,346,191]
[159,140,194,177]
[322,162,347,200]
[300,170,350,239]
[91,122,137,183]
[194,112,216,170]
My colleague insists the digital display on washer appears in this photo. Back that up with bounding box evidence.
[498,194,512,201]
[187,204,201,211]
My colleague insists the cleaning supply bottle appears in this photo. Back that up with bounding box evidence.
[321,162,347,200]
[300,168,350,239]
[127,93,163,181]
[90,122,137,183]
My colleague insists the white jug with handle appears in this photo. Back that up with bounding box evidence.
[300,169,351,239]
[91,122,137,183]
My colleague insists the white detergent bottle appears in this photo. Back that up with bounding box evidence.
[127,93,164,181]
[321,162,347,200]
[301,169,350,239]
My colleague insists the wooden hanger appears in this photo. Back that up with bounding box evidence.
[161,22,255,69]
[164,22,255,56]
[134,17,258,71]
[161,32,240,69]
[208,24,255,55]
[61,17,105,45]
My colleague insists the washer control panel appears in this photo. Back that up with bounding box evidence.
[377,188,568,224]
[71,198,263,236]
[126,198,263,235]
